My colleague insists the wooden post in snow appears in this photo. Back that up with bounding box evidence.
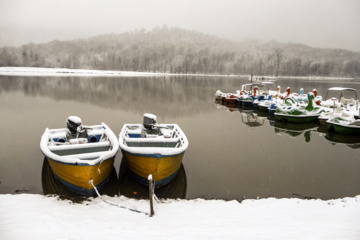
[148,174,154,217]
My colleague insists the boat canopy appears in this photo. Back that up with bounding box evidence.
[324,87,358,100]
[241,82,276,95]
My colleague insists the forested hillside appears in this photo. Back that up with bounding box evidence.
[0,26,359,77]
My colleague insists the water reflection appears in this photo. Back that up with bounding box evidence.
[215,101,238,114]
[215,98,360,145]
[118,159,187,200]
[2,75,360,200]
[239,109,266,127]
[257,109,270,117]
[325,131,360,149]
[0,75,233,118]
[274,121,318,142]
[217,96,360,149]
[41,158,119,202]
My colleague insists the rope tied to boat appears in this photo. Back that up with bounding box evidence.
[97,158,104,174]
[152,158,162,203]
[89,180,148,215]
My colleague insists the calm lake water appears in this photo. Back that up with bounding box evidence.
[1,75,360,201]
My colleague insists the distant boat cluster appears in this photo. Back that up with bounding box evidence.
[215,82,360,135]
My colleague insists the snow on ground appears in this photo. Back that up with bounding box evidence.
[1,194,360,240]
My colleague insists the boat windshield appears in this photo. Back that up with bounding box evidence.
[261,82,277,91]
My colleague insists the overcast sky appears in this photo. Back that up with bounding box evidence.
[0,0,359,52]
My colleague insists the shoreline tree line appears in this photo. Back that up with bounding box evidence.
[0,26,359,78]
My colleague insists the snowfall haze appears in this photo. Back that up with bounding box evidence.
[0,0,360,52]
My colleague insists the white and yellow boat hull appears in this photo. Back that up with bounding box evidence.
[119,123,188,187]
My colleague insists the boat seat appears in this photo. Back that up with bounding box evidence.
[340,97,356,107]
[124,136,180,148]
[48,141,111,156]
[60,151,108,160]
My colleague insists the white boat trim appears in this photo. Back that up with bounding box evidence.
[119,123,189,156]
[40,123,119,165]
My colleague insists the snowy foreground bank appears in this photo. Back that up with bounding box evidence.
[1,194,360,239]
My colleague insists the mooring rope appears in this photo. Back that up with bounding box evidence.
[152,160,162,203]
[89,180,148,215]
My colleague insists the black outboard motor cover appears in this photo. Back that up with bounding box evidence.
[67,116,82,134]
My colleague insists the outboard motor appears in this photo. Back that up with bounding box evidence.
[143,113,157,130]
[66,116,88,142]
[142,113,161,136]
[67,116,83,134]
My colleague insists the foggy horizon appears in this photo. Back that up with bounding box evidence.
[1,0,360,52]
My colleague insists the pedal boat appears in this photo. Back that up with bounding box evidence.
[326,115,360,135]
[275,93,324,123]
[119,114,189,187]
[40,117,119,196]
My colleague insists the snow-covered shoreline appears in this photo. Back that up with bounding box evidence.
[0,67,354,79]
[0,66,242,77]
[0,67,166,77]
[1,193,360,239]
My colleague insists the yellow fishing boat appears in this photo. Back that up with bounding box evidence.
[119,114,189,187]
[40,116,119,196]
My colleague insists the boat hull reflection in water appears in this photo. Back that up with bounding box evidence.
[239,109,266,127]
[118,159,187,200]
[41,158,119,202]
[325,131,360,149]
[274,121,319,142]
